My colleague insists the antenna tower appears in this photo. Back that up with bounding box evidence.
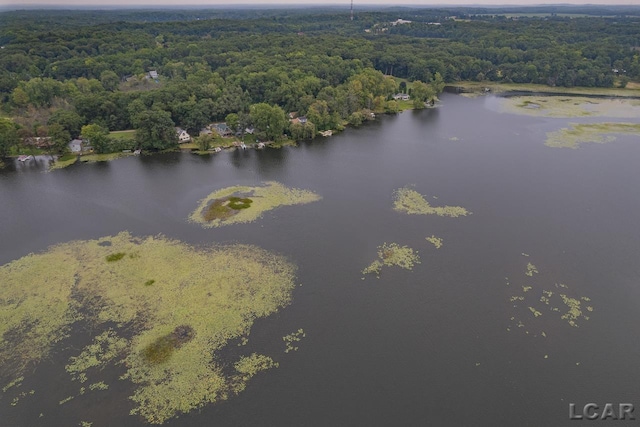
[350,0,354,21]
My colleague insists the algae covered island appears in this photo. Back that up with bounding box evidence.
[190,181,321,227]
[545,122,640,149]
[496,96,640,119]
[393,186,471,217]
[0,232,297,424]
[362,242,421,278]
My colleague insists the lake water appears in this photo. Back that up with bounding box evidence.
[2,93,640,426]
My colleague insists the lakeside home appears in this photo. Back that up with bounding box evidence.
[393,93,410,101]
[68,138,92,153]
[213,123,233,137]
[176,128,191,143]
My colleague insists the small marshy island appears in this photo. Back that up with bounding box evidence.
[0,232,297,425]
[362,242,421,278]
[189,181,321,228]
[498,95,640,119]
[393,186,471,217]
[545,122,640,149]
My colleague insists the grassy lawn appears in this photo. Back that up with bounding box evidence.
[109,130,136,140]
[49,154,78,170]
[396,100,414,111]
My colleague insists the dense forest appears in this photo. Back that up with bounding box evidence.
[0,6,639,157]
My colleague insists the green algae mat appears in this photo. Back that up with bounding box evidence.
[505,255,593,339]
[362,242,421,278]
[393,187,470,217]
[0,232,297,424]
[545,122,640,149]
[497,96,640,119]
[190,181,321,227]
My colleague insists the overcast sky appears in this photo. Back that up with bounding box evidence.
[8,0,640,7]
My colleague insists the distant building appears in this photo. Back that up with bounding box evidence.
[290,116,308,125]
[147,70,159,80]
[392,19,412,25]
[176,128,191,143]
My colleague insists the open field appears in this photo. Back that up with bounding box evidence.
[108,130,136,140]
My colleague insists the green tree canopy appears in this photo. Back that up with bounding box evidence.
[249,103,287,141]
[81,124,110,154]
[47,123,71,154]
[134,109,178,151]
[0,118,19,158]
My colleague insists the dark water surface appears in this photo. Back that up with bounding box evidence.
[2,94,640,426]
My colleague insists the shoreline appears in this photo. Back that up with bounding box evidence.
[448,81,640,98]
[4,82,639,171]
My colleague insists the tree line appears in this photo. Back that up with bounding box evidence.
[0,8,638,156]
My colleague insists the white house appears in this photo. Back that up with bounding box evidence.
[68,139,83,153]
[393,93,410,101]
[176,128,191,143]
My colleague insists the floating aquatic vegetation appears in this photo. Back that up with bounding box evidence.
[3,377,23,393]
[59,396,74,405]
[10,389,34,406]
[234,353,278,379]
[89,382,108,391]
[528,307,542,317]
[65,330,128,383]
[498,96,640,118]
[106,252,126,262]
[507,257,593,337]
[190,181,321,228]
[425,235,443,249]
[545,122,640,149]
[0,232,297,424]
[362,242,420,278]
[141,325,195,365]
[525,263,538,277]
[227,196,253,210]
[393,187,470,217]
[283,329,306,353]
[559,293,591,327]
